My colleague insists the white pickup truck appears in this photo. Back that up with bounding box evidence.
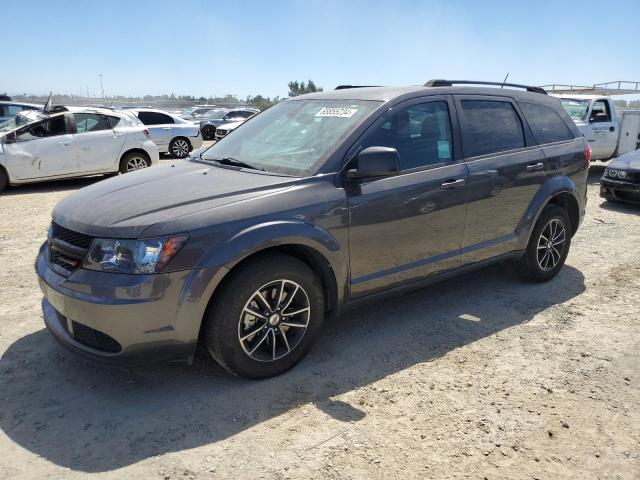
[543,82,640,161]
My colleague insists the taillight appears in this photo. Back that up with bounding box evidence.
[585,144,592,162]
[143,128,150,137]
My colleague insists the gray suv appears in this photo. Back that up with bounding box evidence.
[36,80,589,378]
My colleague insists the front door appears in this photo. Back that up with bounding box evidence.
[587,99,617,159]
[347,96,469,297]
[4,114,75,180]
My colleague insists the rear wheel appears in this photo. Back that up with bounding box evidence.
[515,205,571,282]
[169,137,191,158]
[204,254,325,379]
[119,151,151,174]
[202,125,216,140]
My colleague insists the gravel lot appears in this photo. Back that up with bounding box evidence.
[0,160,638,480]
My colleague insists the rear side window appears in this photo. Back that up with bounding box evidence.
[72,113,111,133]
[460,100,524,157]
[520,103,574,144]
[137,111,174,125]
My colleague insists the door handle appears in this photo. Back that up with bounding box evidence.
[162,127,172,130]
[440,178,466,189]
[609,126,615,132]
[58,141,71,146]
[526,162,545,171]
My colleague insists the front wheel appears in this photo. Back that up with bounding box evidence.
[201,125,216,140]
[204,254,325,379]
[515,205,571,282]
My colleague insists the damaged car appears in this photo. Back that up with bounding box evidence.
[0,107,159,192]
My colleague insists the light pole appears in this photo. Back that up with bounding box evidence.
[98,74,104,99]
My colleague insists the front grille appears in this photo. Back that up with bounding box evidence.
[72,321,122,353]
[50,248,83,271]
[51,222,94,249]
[49,222,94,273]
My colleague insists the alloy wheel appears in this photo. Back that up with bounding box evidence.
[126,156,148,172]
[536,218,566,271]
[238,279,311,362]
[172,139,189,158]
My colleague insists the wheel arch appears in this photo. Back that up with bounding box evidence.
[516,175,583,249]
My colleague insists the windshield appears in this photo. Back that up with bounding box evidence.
[200,99,380,176]
[560,98,590,122]
[0,111,42,134]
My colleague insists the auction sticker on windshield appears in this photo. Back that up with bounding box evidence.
[315,107,358,118]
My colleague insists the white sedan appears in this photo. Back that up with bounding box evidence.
[0,108,159,192]
[133,109,203,158]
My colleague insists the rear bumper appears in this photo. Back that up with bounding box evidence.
[35,243,228,365]
[600,178,640,203]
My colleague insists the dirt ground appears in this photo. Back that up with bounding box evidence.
[0,161,638,480]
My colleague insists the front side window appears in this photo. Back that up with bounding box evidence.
[362,101,453,170]
[590,99,612,123]
[520,103,573,144]
[201,99,380,176]
[460,100,524,157]
[137,111,174,125]
[72,113,111,133]
[16,115,67,142]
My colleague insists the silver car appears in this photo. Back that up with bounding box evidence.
[133,109,203,158]
[0,100,43,123]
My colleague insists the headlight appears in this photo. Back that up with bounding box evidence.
[83,235,188,274]
[617,170,627,179]
[607,169,618,178]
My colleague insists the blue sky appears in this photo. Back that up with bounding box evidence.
[2,0,639,98]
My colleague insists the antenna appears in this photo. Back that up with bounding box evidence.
[501,73,510,89]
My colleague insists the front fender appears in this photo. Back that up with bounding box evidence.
[515,175,581,250]
[197,220,349,305]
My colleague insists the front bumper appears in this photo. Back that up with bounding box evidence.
[36,243,227,365]
[600,177,640,204]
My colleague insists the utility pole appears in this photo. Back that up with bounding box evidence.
[98,74,104,99]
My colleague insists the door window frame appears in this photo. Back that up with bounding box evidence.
[340,95,463,179]
[453,94,537,161]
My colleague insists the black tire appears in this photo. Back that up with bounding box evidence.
[119,151,151,174]
[202,125,216,140]
[169,137,191,158]
[0,168,7,193]
[515,205,571,282]
[204,254,325,379]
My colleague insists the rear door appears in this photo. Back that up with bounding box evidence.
[69,113,126,172]
[455,95,547,263]
[4,114,75,179]
[586,99,617,159]
[347,96,469,297]
[137,111,175,149]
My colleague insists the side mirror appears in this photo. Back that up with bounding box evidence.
[347,146,400,180]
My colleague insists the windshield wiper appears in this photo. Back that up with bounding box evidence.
[212,157,265,171]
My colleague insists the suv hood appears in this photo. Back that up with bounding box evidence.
[52,161,300,238]
[608,149,640,171]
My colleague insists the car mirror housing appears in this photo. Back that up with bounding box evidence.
[347,146,400,180]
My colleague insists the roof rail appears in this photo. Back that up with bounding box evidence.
[425,79,547,95]
[334,85,381,90]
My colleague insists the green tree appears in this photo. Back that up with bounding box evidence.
[288,79,323,97]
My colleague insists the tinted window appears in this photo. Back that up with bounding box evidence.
[72,113,111,133]
[460,100,524,157]
[16,115,67,141]
[362,101,453,170]
[137,111,174,125]
[239,111,255,118]
[520,103,573,144]
[107,116,121,128]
